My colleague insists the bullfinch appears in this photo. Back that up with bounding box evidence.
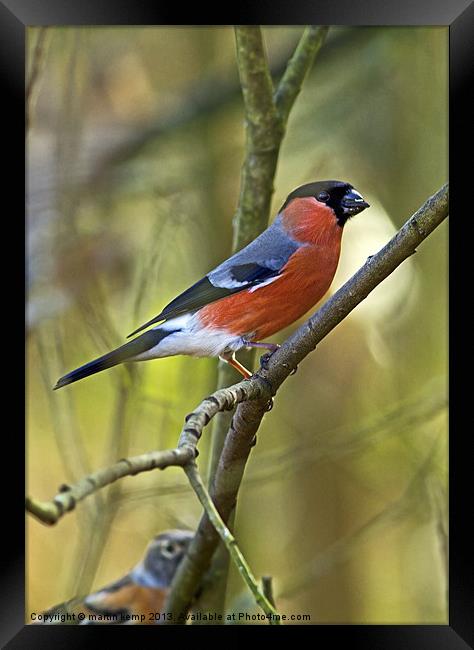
[34,530,194,624]
[54,180,369,389]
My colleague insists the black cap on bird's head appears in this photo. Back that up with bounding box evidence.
[281,180,370,226]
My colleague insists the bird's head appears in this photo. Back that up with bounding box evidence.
[280,181,370,227]
[135,529,194,588]
[279,181,369,244]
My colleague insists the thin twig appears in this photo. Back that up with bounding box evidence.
[262,576,276,608]
[274,26,329,123]
[26,447,193,525]
[184,461,280,624]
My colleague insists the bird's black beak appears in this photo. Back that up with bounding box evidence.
[341,188,370,216]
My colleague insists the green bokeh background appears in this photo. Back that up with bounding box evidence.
[27,26,448,623]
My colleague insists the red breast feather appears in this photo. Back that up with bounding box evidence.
[198,198,342,340]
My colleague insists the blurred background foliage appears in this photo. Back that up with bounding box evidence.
[26,26,447,624]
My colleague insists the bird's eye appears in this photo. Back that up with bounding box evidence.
[317,191,330,202]
[161,541,179,558]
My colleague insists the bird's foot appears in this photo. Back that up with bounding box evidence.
[237,340,280,372]
[259,352,274,371]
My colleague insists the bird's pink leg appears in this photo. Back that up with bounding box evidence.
[219,343,280,378]
[219,354,253,379]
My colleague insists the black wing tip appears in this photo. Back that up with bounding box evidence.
[126,327,144,339]
[53,377,68,390]
[126,314,165,338]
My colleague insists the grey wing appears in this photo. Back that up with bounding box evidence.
[127,216,298,337]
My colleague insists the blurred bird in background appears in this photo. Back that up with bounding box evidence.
[33,530,194,625]
[54,180,369,389]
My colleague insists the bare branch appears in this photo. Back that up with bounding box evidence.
[274,26,329,123]
[233,26,281,246]
[26,447,193,525]
[184,461,280,623]
[262,576,276,608]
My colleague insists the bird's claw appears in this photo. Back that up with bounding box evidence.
[259,351,275,371]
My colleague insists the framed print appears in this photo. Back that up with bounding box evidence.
[5,0,471,646]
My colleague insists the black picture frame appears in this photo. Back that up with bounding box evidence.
[7,0,472,646]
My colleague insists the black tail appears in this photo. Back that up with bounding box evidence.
[53,329,175,390]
